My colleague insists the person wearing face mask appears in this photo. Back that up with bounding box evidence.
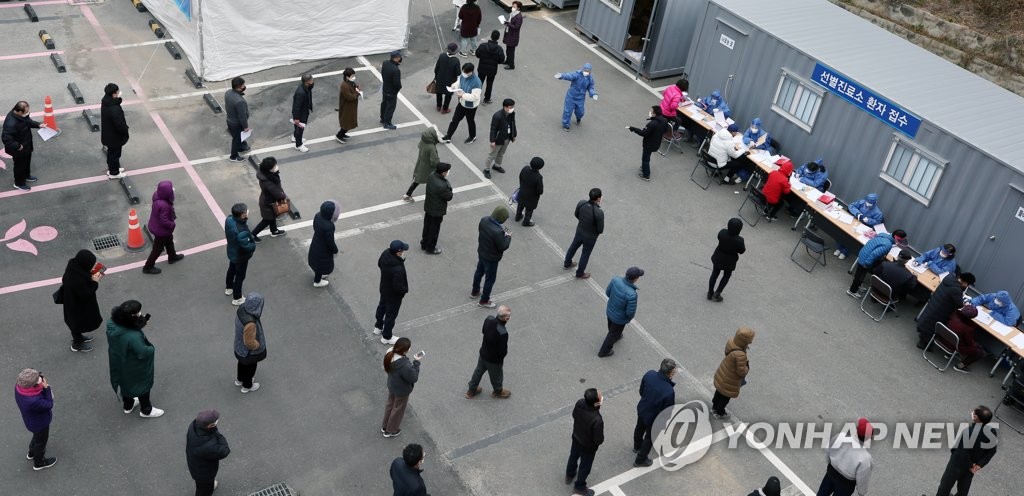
[747,476,781,496]
[434,43,461,114]
[847,228,908,298]
[914,243,958,276]
[627,105,669,181]
[708,218,746,302]
[971,290,1021,327]
[515,157,544,226]
[290,74,314,152]
[834,192,881,260]
[565,388,604,496]
[696,89,731,119]
[634,358,676,467]
[555,63,598,132]
[741,118,769,151]
[59,249,105,353]
[185,410,231,496]
[422,162,453,254]
[503,1,523,70]
[233,292,267,393]
[224,77,250,162]
[251,157,288,242]
[484,98,516,178]
[336,67,361,143]
[933,406,998,496]
[374,240,410,345]
[711,327,755,420]
[794,159,828,192]
[15,368,57,470]
[465,305,512,399]
[441,63,482,145]
[100,83,130,179]
[224,203,257,306]
[380,51,403,130]
[475,31,505,105]
[106,300,163,418]
[600,267,643,357]
[142,180,184,274]
[916,271,975,349]
[2,100,48,190]
[307,200,340,288]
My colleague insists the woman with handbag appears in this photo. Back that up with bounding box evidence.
[251,157,288,242]
[233,292,267,394]
[60,249,104,353]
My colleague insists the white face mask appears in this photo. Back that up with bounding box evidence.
[649,112,655,118]
[348,76,356,82]
[507,108,514,114]
[582,71,591,77]
[463,72,471,78]
[750,126,758,133]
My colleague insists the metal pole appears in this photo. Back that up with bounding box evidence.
[636,0,660,81]
[197,0,205,81]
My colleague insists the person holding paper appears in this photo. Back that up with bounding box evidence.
[224,78,250,162]
[945,305,988,372]
[794,159,828,192]
[555,63,598,132]
[100,83,130,179]
[971,291,1021,327]
[834,192,882,259]
[696,90,731,119]
[502,2,523,70]
[847,229,908,298]
[871,249,916,301]
[659,78,689,129]
[914,243,958,276]
[709,123,746,184]
[291,74,314,153]
[336,67,361,143]
[440,63,482,144]
[741,118,769,151]
[2,100,45,191]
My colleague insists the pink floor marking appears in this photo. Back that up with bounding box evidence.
[0,161,180,200]
[0,0,65,8]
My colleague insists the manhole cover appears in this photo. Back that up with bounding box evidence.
[248,483,296,496]
[92,234,121,251]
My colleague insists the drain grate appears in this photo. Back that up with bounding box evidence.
[91,234,121,251]
[248,483,296,496]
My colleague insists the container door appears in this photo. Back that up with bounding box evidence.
[977,186,1024,308]
[696,19,747,98]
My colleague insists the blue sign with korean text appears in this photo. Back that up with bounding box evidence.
[811,63,921,138]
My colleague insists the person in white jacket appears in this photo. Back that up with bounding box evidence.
[441,63,483,145]
[707,124,746,184]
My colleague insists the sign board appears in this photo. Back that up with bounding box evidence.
[811,62,922,138]
[1016,206,1024,223]
[719,34,735,50]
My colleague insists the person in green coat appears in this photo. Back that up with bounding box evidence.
[421,163,453,255]
[403,127,441,201]
[106,300,164,418]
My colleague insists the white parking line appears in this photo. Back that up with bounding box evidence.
[607,487,628,496]
[149,67,372,102]
[590,428,732,494]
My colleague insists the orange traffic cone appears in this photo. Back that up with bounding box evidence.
[126,208,146,251]
[42,96,60,133]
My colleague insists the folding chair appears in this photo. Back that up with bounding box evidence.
[769,137,782,156]
[822,179,832,193]
[738,186,768,227]
[860,275,899,322]
[659,122,686,156]
[923,322,960,372]
[789,228,829,272]
[994,372,1024,434]
[689,137,722,190]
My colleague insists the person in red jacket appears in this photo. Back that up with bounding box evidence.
[945,305,987,373]
[761,159,793,222]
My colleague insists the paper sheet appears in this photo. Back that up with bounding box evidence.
[887,246,902,259]
[874,223,888,234]
[838,213,854,225]
[988,321,1013,337]
[37,127,60,141]
[854,225,873,235]
[240,129,252,142]
[713,109,726,124]
[906,261,927,274]
[974,311,994,325]
[498,15,506,24]
[1011,333,1024,349]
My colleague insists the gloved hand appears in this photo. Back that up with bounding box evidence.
[592,94,599,100]
[553,73,561,79]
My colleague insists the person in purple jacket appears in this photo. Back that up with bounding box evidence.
[142,180,184,274]
[15,368,57,470]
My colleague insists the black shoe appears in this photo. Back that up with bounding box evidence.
[504,65,514,70]
[573,490,595,496]
[514,214,523,222]
[522,221,535,227]
[632,447,639,454]
[707,291,713,300]
[597,350,614,358]
[269,230,287,238]
[167,254,185,264]
[633,458,653,468]
[33,457,57,470]
[483,169,491,179]
[712,294,723,302]
[252,234,262,243]
[71,343,94,353]
[483,99,492,105]
[142,266,162,275]
[26,175,38,182]
[564,475,573,485]
[465,136,477,144]
[491,165,505,173]
[81,336,94,343]
[440,135,452,144]
[228,156,245,163]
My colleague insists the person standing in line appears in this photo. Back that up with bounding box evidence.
[421,162,453,254]
[555,63,598,132]
[404,127,441,201]
[708,218,746,302]
[2,101,46,191]
[380,51,403,130]
[233,292,267,394]
[934,406,998,496]
[476,30,505,104]
[186,410,230,496]
[484,98,516,178]
[390,443,428,495]
[711,327,754,420]
[465,305,512,399]
[224,203,257,306]
[747,476,781,496]
[846,229,907,298]
[60,249,104,352]
[307,200,340,288]
[225,77,250,162]
[106,300,164,418]
[565,388,603,496]
[434,43,461,114]
[440,63,483,145]
[917,271,976,349]
[374,240,410,346]
[142,180,185,274]
[251,157,288,242]
[633,358,677,467]
[628,105,669,181]
[382,337,421,438]
[290,74,314,153]
[599,267,643,357]
[15,368,57,470]
[336,67,361,143]
[471,206,512,308]
[564,188,604,279]
[515,157,544,226]
[100,83,129,179]
[816,418,874,496]
[457,0,482,56]
[502,2,523,70]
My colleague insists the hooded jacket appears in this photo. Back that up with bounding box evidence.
[185,420,231,483]
[148,181,176,237]
[61,250,103,334]
[915,246,957,276]
[796,163,828,192]
[308,201,339,275]
[848,194,884,227]
[605,276,638,325]
[636,369,675,426]
[571,398,604,451]
[711,218,746,271]
[225,215,256,263]
[100,93,129,147]
[477,214,511,262]
[234,293,267,359]
[659,84,684,118]
[762,160,792,204]
[708,128,743,167]
[378,248,409,301]
[945,307,982,353]
[257,167,287,221]
[516,163,543,210]
[106,308,155,397]
[855,233,895,267]
[386,355,420,398]
[414,129,441,184]
[742,119,768,150]
[698,91,731,118]
[917,273,966,336]
[424,169,453,217]
[713,327,754,398]
[971,291,1021,327]
[475,40,505,76]
[630,114,669,153]
[558,68,597,103]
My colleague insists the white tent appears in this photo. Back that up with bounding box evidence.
[145,0,409,81]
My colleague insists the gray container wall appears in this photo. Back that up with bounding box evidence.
[687,5,1024,304]
[540,0,580,7]
[575,0,706,79]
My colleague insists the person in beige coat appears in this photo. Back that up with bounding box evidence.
[712,327,754,420]
[336,67,361,143]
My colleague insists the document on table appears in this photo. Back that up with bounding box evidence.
[974,311,994,325]
[688,107,704,118]
[887,245,902,259]
[854,225,873,235]
[37,127,60,141]
[838,213,854,225]
[874,223,888,234]
[498,15,506,24]
[713,109,726,124]
[906,261,928,274]
[240,129,252,141]
[1010,333,1024,349]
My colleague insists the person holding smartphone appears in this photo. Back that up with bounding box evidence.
[381,338,421,438]
[59,249,105,353]
[15,368,57,470]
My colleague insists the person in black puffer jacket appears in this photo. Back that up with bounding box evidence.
[307,200,340,287]
[709,218,746,302]
[251,157,288,241]
[514,157,544,226]
[565,388,604,495]
[375,240,410,345]
[628,105,669,181]
[185,410,231,496]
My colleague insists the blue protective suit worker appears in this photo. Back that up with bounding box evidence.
[847,193,884,227]
[914,243,957,275]
[742,118,769,150]
[555,63,598,131]
[697,90,731,119]
[795,159,829,192]
[971,291,1021,327]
